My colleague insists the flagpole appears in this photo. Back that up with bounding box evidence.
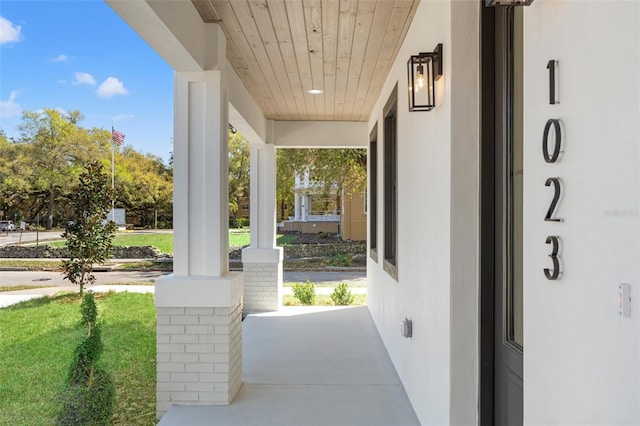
[110,127,126,226]
[111,125,115,223]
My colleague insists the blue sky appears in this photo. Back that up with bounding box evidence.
[0,1,174,163]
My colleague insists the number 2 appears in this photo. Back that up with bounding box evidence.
[545,177,563,222]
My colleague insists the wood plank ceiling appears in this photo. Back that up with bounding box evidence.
[191,0,419,122]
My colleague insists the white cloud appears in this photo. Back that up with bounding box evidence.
[0,16,22,45]
[58,79,67,85]
[96,77,129,98]
[51,54,69,63]
[73,72,96,86]
[0,91,21,117]
[112,113,135,122]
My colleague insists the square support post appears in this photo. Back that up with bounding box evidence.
[242,143,283,312]
[156,65,243,418]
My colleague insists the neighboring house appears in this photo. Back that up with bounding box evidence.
[108,1,640,425]
[279,171,366,241]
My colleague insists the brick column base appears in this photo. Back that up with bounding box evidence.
[155,273,243,419]
[242,248,283,312]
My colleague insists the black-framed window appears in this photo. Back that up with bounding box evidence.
[369,123,378,262]
[383,84,398,279]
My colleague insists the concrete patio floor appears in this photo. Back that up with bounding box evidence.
[158,306,420,426]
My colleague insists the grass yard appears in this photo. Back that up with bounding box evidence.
[230,230,297,247]
[0,292,156,425]
[229,229,250,248]
[47,233,173,254]
[45,230,297,253]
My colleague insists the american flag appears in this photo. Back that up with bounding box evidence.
[112,129,126,145]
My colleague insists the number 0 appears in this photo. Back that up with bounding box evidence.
[542,119,562,163]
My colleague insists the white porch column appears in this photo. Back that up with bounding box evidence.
[301,194,308,221]
[294,192,302,220]
[242,143,283,312]
[154,25,243,418]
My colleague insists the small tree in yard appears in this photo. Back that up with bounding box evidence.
[61,161,117,295]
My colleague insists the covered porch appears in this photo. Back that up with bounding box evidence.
[158,306,419,426]
[105,0,404,420]
[104,1,640,424]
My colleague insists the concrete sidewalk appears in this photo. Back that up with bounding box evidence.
[0,284,366,308]
[159,306,419,426]
[0,271,366,308]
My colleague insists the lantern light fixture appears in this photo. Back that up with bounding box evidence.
[485,0,533,6]
[407,43,443,112]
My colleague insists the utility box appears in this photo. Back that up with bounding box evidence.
[106,209,126,227]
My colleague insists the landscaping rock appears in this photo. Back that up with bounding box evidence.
[282,242,365,260]
[0,245,163,259]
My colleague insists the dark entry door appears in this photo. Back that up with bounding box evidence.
[481,5,524,426]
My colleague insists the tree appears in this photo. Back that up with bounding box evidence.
[114,147,172,228]
[61,161,117,295]
[17,109,109,229]
[1,109,175,228]
[276,148,367,220]
[228,131,250,226]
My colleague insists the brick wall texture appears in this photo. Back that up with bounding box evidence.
[156,303,243,418]
[243,262,281,312]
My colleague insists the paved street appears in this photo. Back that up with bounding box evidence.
[0,230,63,246]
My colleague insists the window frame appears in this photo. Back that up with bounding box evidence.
[369,123,378,262]
[383,84,398,280]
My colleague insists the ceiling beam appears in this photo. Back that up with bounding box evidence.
[273,121,367,148]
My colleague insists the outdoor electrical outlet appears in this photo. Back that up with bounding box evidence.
[618,283,631,318]
[401,318,412,338]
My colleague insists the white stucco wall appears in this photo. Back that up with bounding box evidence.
[369,1,639,425]
[523,1,640,424]
[367,1,479,424]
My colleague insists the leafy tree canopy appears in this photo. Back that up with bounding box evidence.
[0,108,172,229]
[275,148,367,220]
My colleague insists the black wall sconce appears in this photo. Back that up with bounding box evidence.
[407,44,443,112]
[485,0,533,6]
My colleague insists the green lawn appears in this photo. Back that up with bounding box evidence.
[47,233,173,253]
[45,230,297,253]
[0,292,156,425]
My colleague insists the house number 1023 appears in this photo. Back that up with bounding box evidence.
[543,60,562,280]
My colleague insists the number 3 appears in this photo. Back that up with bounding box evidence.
[544,236,561,280]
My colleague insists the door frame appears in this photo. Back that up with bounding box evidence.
[479,2,497,423]
[481,0,527,422]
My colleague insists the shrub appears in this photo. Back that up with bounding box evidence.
[292,280,316,305]
[57,293,115,425]
[57,370,115,426]
[330,254,352,267]
[331,283,355,306]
